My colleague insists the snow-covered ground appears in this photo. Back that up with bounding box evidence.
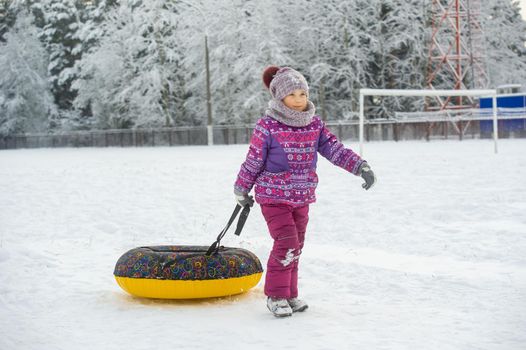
[1,139,525,350]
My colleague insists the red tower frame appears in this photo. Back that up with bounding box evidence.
[426,0,489,111]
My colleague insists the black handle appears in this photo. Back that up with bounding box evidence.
[206,204,251,256]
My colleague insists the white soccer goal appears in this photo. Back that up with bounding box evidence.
[358,89,499,155]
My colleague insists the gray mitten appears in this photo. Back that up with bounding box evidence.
[359,162,376,190]
[234,189,255,207]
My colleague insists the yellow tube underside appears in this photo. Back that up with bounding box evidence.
[115,272,263,299]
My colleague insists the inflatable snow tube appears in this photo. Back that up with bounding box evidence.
[114,245,263,299]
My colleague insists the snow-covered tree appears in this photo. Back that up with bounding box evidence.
[364,0,429,118]
[61,0,118,130]
[73,0,184,129]
[300,0,379,120]
[74,0,117,53]
[157,0,293,126]
[483,0,526,87]
[0,0,12,42]
[0,11,57,135]
[272,0,428,120]
[177,0,292,125]
[36,0,82,112]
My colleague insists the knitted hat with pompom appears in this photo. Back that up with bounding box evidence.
[262,66,309,101]
[262,65,315,127]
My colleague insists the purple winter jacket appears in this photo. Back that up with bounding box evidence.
[234,115,365,207]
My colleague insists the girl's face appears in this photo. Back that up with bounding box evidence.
[282,89,308,112]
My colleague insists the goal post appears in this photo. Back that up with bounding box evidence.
[358,89,499,155]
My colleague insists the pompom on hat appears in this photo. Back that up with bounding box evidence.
[262,66,280,90]
[262,66,309,101]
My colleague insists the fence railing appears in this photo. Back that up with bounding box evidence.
[0,125,248,149]
[0,119,524,150]
[394,107,526,122]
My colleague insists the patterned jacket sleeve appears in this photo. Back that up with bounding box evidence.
[318,122,365,175]
[234,119,270,194]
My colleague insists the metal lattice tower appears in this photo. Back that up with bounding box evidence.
[426,0,489,111]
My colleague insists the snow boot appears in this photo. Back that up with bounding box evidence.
[287,298,308,313]
[267,297,293,317]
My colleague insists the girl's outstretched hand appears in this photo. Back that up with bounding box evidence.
[359,162,376,190]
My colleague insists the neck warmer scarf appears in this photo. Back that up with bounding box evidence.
[265,99,316,127]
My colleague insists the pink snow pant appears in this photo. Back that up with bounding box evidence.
[261,204,309,299]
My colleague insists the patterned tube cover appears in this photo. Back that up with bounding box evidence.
[114,246,263,281]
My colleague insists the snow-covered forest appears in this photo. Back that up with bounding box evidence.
[1,0,526,135]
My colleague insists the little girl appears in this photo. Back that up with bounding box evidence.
[234,66,376,317]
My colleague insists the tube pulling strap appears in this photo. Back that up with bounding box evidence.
[206,204,251,256]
